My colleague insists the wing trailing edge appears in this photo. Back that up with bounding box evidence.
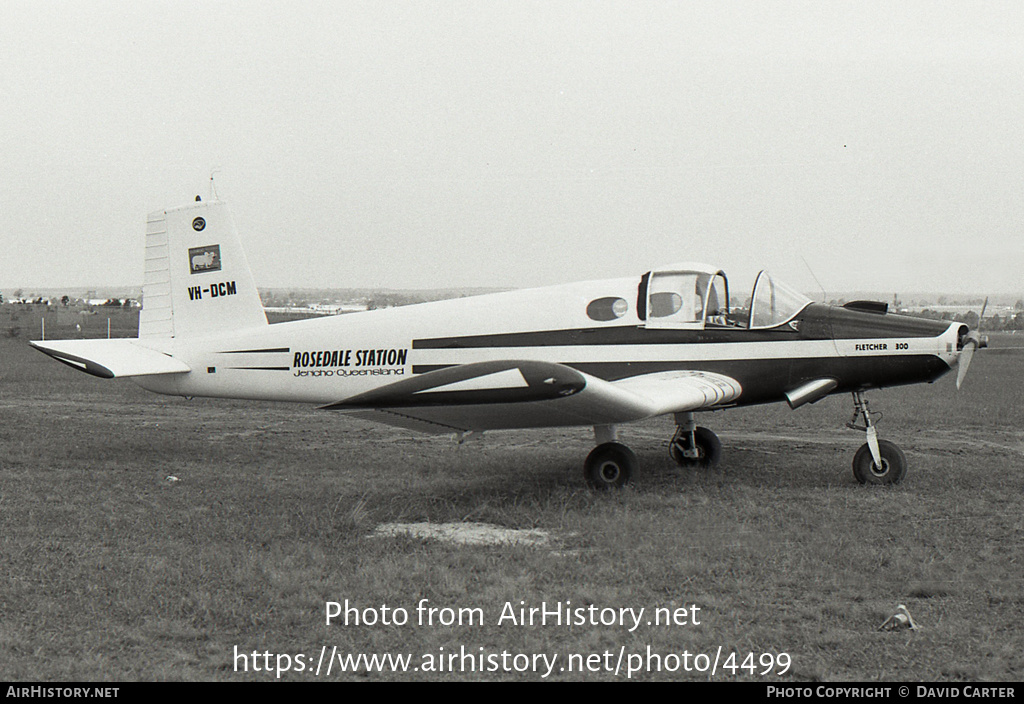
[29,339,190,379]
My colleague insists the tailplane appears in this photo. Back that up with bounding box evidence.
[140,200,267,339]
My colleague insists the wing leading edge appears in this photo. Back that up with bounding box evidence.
[323,360,741,434]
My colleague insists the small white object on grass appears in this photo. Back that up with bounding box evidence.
[879,604,918,631]
[165,475,180,483]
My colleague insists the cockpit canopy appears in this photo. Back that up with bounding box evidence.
[642,263,729,329]
[748,271,812,329]
[641,264,811,330]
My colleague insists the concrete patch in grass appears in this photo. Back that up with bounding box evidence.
[373,521,552,547]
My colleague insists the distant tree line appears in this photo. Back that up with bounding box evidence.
[0,296,135,308]
[911,307,1024,331]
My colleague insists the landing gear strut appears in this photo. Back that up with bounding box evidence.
[583,417,723,489]
[846,391,907,484]
[669,412,721,468]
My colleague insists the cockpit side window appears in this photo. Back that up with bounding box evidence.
[650,291,684,318]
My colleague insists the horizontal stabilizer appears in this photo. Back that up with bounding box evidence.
[30,339,190,379]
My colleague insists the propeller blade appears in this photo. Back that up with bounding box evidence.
[956,337,977,390]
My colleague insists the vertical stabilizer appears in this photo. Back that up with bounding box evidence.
[139,200,267,339]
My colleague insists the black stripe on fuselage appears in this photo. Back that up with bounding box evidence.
[415,354,951,406]
[218,347,291,354]
[413,325,795,349]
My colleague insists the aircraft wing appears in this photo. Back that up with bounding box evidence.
[323,360,741,434]
[29,339,190,379]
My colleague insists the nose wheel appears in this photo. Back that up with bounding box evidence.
[847,392,907,484]
[852,439,907,484]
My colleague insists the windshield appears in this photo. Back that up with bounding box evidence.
[749,271,812,329]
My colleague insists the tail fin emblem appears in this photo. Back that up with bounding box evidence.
[189,244,221,274]
[192,217,206,231]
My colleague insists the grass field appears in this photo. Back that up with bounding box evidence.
[1,306,1022,681]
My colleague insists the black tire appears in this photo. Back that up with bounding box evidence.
[852,439,907,485]
[584,442,636,489]
[669,427,722,468]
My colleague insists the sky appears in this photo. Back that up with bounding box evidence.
[2,0,1022,297]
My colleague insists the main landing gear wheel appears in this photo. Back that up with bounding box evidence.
[584,442,636,490]
[852,440,907,485]
[669,426,722,468]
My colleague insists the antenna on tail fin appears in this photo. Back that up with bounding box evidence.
[210,168,221,200]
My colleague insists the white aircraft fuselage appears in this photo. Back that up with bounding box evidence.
[32,199,982,488]
[133,280,962,410]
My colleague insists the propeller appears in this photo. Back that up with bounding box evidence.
[956,297,989,390]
